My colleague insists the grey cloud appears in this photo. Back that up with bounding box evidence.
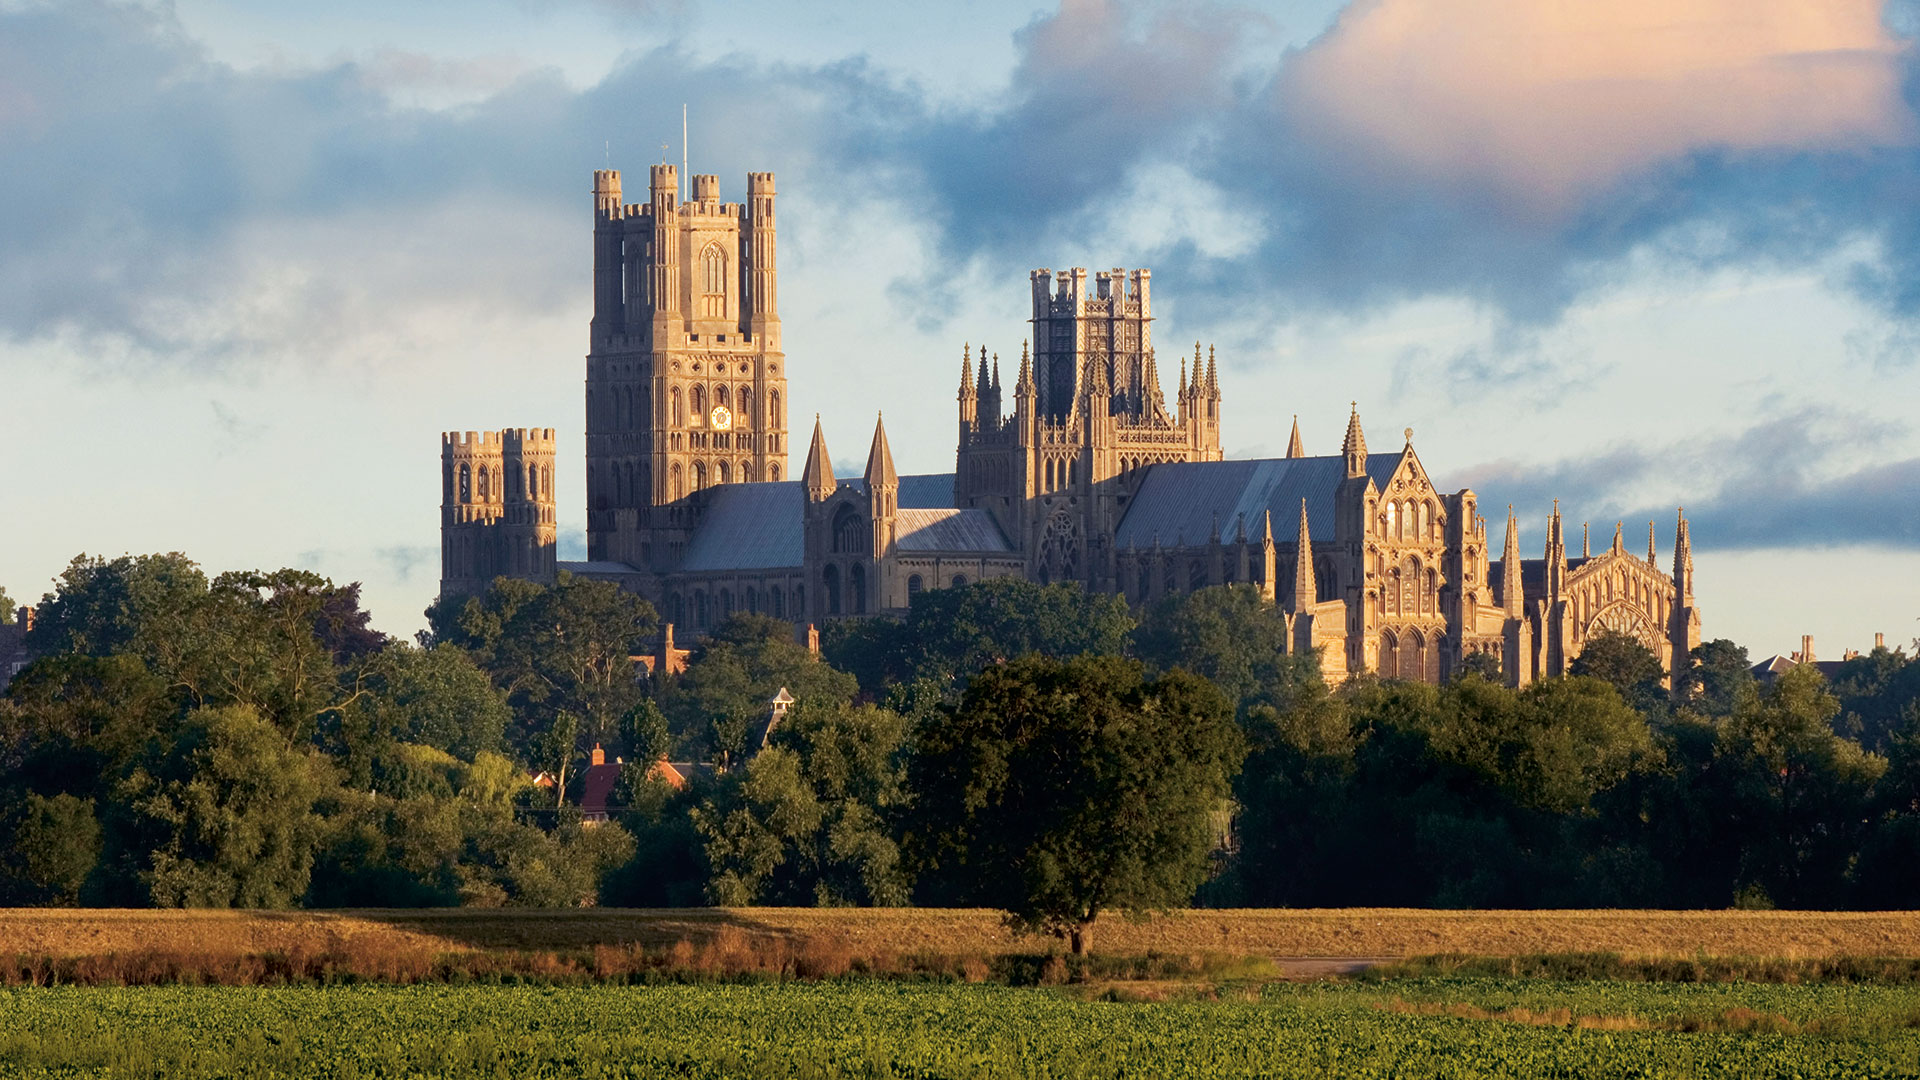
[1452,408,1920,551]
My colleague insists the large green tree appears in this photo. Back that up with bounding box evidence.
[907,655,1242,953]
[661,614,859,768]
[1569,629,1668,714]
[1131,585,1309,719]
[693,700,911,906]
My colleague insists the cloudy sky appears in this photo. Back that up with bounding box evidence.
[4,0,1919,658]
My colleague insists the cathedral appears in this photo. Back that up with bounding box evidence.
[439,164,1703,691]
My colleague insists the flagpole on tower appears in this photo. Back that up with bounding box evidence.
[682,104,688,203]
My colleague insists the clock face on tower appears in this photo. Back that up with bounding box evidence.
[710,405,733,431]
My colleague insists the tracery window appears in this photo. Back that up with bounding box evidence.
[478,467,490,502]
[459,464,471,502]
[701,243,726,296]
[671,387,683,426]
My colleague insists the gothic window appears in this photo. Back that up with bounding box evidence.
[1404,629,1425,680]
[833,505,867,553]
[738,388,752,426]
[741,461,754,482]
[794,585,805,616]
[671,463,684,500]
[459,464,471,502]
[716,385,729,411]
[543,466,552,494]
[771,588,785,618]
[719,589,733,618]
[701,243,726,295]
[952,574,967,588]
[671,387,683,426]
[692,385,706,417]
[769,463,781,482]
[1418,501,1430,540]
[1386,501,1399,539]
[478,466,490,501]
[850,564,867,614]
[1138,562,1150,600]
[527,465,538,500]
[1039,508,1080,583]
[693,462,707,491]
[670,593,684,624]
[1188,559,1207,592]
[770,390,782,428]
[718,460,731,485]
[694,590,709,627]
[1380,630,1399,678]
[824,564,841,615]
[908,574,923,596]
[747,589,759,615]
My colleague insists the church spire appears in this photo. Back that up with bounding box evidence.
[1647,520,1657,565]
[1582,521,1590,558]
[959,343,973,394]
[1016,340,1033,394]
[1501,505,1523,617]
[802,415,835,501]
[977,345,990,397]
[1205,345,1218,394]
[1672,507,1694,599]
[1342,403,1367,478]
[1546,500,1566,596]
[1286,415,1305,458]
[1292,498,1316,614]
[958,343,977,429]
[863,412,898,490]
[991,352,1001,391]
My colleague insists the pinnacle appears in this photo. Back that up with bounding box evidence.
[1286,415,1305,458]
[864,412,897,489]
[802,415,835,497]
[1342,402,1367,461]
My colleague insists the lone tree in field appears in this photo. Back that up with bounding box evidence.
[906,655,1243,954]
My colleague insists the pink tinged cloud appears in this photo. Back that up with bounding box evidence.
[1279,0,1916,214]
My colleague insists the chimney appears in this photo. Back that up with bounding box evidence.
[1801,635,1815,665]
[591,744,605,767]
[1877,632,1886,650]
[18,606,32,632]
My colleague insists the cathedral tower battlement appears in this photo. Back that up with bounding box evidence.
[440,427,558,598]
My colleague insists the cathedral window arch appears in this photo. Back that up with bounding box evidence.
[701,242,726,296]
[1418,501,1430,540]
[671,463,684,500]
[738,387,752,426]
[693,461,707,491]
[692,385,706,417]
[832,505,867,554]
[718,460,731,485]
[952,574,967,588]
[716,384,729,411]
[719,589,733,618]
[740,460,753,482]
[670,387,683,426]
[769,462,781,482]
[1386,501,1399,539]
[459,464,471,502]
[850,564,867,614]
[694,590,708,627]
[770,390,782,428]
[908,574,924,596]
[771,588,784,618]
[478,466,490,502]
[527,465,538,501]
[794,584,805,616]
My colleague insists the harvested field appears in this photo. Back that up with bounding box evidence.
[4,908,1920,963]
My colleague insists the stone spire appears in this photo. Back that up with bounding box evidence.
[958,343,976,428]
[1292,498,1316,613]
[802,415,835,501]
[864,412,898,490]
[959,343,973,394]
[977,345,990,397]
[1582,521,1590,558]
[1205,345,1218,393]
[1016,340,1034,393]
[1672,507,1693,598]
[1501,505,1523,617]
[991,352,1001,391]
[1286,415,1305,458]
[1647,521,1657,565]
[1342,403,1367,478]
[1546,499,1566,596]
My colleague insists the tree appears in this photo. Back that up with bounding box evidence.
[1830,644,1918,751]
[901,578,1135,689]
[0,587,13,622]
[693,701,911,906]
[661,614,858,767]
[1457,651,1503,683]
[28,552,208,659]
[1685,639,1758,719]
[619,698,673,766]
[0,793,101,905]
[115,704,336,908]
[1569,629,1667,713]
[907,656,1243,953]
[330,643,512,786]
[1131,585,1295,717]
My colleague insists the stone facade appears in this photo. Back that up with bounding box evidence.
[437,164,1704,692]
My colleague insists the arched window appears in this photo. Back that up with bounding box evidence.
[459,463,471,502]
[671,463,684,500]
[769,463,781,482]
[478,466,490,501]
[952,574,968,588]
[794,585,805,617]
[824,564,841,615]
[694,590,709,627]
[670,386,683,426]
[832,505,866,553]
[1380,630,1399,679]
[770,390,782,427]
[740,460,754,482]
[693,461,707,491]
[701,242,726,296]
[908,574,924,596]
[1386,501,1398,539]
[1418,501,1430,541]
[543,466,552,494]
[716,384,729,411]
[718,460,731,485]
[771,587,784,618]
[719,589,733,618]
[692,385,706,417]
[747,588,759,615]
[670,592,684,625]
[738,388,752,425]
[850,564,867,614]
[527,465,538,500]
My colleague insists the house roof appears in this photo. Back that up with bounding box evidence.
[578,762,622,814]
[896,508,1014,552]
[1114,453,1402,549]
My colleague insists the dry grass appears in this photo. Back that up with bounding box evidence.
[1375,997,1920,1036]
[6,908,1920,964]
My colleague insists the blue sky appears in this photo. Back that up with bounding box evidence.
[4,0,1918,659]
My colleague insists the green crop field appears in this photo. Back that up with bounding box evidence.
[3,979,1920,1079]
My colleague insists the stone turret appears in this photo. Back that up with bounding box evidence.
[803,416,835,502]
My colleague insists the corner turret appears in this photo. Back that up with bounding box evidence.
[803,415,835,502]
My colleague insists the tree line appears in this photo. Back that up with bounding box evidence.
[3,555,1918,941]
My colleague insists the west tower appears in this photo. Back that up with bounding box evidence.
[585,166,787,568]
[440,427,558,598]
